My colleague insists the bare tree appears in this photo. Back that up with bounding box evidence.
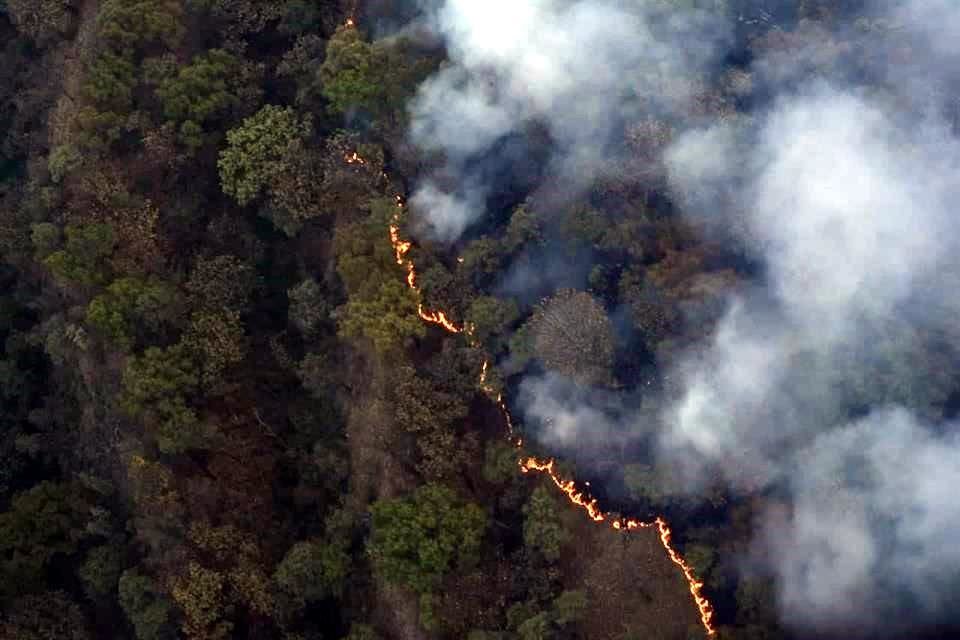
[530,289,615,387]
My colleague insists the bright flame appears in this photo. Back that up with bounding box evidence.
[345,148,716,637]
[521,456,716,635]
[521,457,605,522]
[385,190,465,333]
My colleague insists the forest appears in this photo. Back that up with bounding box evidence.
[2,0,960,639]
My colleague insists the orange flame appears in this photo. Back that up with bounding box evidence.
[386,193,465,333]
[346,148,716,637]
[521,457,606,522]
[521,456,716,635]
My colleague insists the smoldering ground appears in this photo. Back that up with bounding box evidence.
[400,0,960,636]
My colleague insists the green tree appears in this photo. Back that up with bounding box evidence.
[319,25,389,116]
[30,223,61,260]
[619,270,677,354]
[261,149,332,236]
[153,49,260,149]
[342,625,382,640]
[507,602,538,630]
[218,105,312,206]
[6,0,76,45]
[551,590,587,626]
[0,482,89,594]
[121,343,197,415]
[419,593,439,631]
[83,50,137,111]
[85,277,179,350]
[517,612,552,640]
[334,199,405,299]
[121,343,210,453]
[333,201,426,353]
[459,237,503,287]
[48,144,84,183]
[288,278,330,337]
[79,544,124,600]
[280,0,323,35]
[153,396,210,454]
[43,223,115,287]
[186,0,287,35]
[684,544,716,585]
[77,0,184,151]
[118,570,176,640]
[338,278,425,354]
[96,0,183,53]
[391,366,470,480]
[170,562,232,640]
[482,441,519,486]
[466,295,519,350]
[522,485,569,562]
[273,540,350,604]
[734,578,778,629]
[503,202,544,253]
[184,309,247,389]
[185,254,256,315]
[0,591,91,640]
[368,483,487,593]
[623,463,674,509]
[319,25,432,126]
[561,206,608,250]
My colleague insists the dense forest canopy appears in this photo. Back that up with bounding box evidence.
[1,1,960,639]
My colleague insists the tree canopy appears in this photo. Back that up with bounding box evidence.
[368,483,487,593]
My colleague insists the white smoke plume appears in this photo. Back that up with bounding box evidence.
[407,0,729,241]
[403,0,960,632]
[761,409,960,634]
[517,372,633,449]
[663,58,960,638]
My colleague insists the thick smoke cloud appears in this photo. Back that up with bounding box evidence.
[663,36,960,639]
[760,409,960,634]
[405,0,960,633]
[517,372,636,450]
[664,85,960,469]
[408,0,729,241]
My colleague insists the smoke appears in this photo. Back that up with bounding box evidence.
[663,84,960,469]
[401,0,960,633]
[660,17,960,635]
[407,0,730,241]
[408,182,484,241]
[517,372,637,450]
[760,409,960,633]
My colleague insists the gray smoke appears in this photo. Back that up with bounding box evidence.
[663,48,960,638]
[405,0,960,632]
[407,0,729,241]
[759,409,960,632]
[663,84,959,470]
[517,372,636,449]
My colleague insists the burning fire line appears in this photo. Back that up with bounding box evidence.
[345,148,717,637]
[520,457,716,634]
[346,150,464,333]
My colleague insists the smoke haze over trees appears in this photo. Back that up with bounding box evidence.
[2,0,960,639]
[403,0,960,635]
